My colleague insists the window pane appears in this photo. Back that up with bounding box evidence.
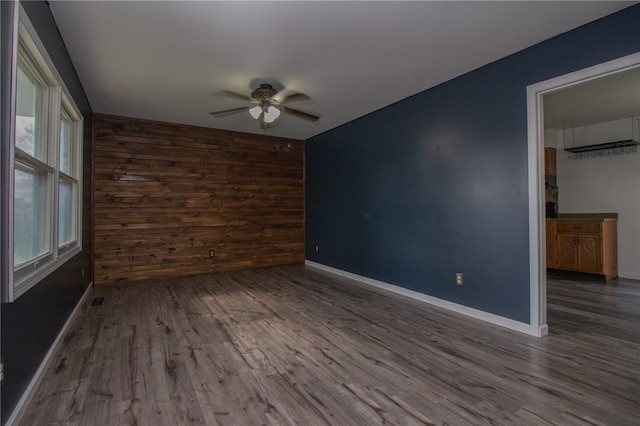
[58,179,75,246]
[14,163,50,265]
[15,63,45,160]
[60,115,72,174]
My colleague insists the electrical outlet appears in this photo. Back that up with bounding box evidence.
[315,246,319,252]
[209,250,215,257]
[456,273,463,286]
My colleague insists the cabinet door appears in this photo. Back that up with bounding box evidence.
[546,221,557,268]
[577,234,602,273]
[556,234,577,270]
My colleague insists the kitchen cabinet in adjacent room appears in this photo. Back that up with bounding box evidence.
[546,214,618,280]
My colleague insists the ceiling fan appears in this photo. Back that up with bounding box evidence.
[209,83,320,129]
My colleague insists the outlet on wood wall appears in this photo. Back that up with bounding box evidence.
[92,114,304,284]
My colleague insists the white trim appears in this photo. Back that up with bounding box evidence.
[305,260,543,337]
[526,76,547,336]
[2,0,20,301]
[17,5,63,91]
[526,52,640,336]
[4,282,94,426]
[619,272,640,281]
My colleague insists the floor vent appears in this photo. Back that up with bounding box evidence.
[91,297,104,306]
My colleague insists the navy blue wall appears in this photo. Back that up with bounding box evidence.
[305,5,640,323]
[1,2,92,424]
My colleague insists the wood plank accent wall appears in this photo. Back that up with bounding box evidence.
[92,114,304,284]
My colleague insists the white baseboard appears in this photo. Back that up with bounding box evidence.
[5,282,94,426]
[305,261,543,337]
[619,271,640,281]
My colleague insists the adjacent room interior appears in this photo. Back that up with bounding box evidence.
[1,1,639,425]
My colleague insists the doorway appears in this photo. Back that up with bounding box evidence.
[527,52,640,336]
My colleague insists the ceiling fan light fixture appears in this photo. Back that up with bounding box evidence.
[263,105,281,123]
[211,83,319,128]
[249,105,262,119]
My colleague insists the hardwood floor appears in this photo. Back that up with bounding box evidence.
[20,265,640,425]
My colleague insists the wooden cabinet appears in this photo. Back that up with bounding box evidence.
[556,233,601,273]
[546,220,558,268]
[544,147,557,176]
[546,216,617,280]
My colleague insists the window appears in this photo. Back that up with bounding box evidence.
[57,104,80,250]
[7,10,83,301]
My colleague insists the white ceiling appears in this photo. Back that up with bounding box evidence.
[544,67,640,130]
[48,1,636,140]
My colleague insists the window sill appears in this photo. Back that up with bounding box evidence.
[12,245,82,301]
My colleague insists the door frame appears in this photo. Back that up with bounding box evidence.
[526,52,640,336]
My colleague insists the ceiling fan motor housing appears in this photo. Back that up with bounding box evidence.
[251,84,278,101]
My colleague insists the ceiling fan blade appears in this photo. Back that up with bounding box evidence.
[209,106,250,116]
[220,90,252,101]
[282,106,320,122]
[281,92,311,104]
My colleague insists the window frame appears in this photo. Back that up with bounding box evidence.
[5,5,84,302]
[57,98,82,252]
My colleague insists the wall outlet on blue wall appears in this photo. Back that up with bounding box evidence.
[456,273,463,286]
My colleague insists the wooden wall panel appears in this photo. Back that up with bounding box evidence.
[92,114,304,284]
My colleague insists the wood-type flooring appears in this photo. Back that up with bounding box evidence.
[20,265,640,425]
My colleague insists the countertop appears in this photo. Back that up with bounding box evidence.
[547,213,618,222]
